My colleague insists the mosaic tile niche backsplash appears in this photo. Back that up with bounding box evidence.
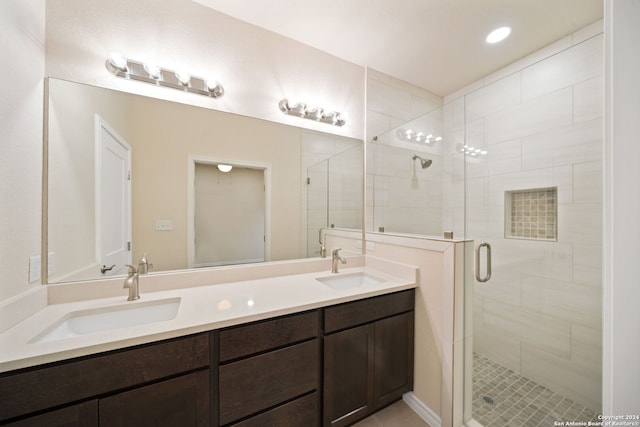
[505,188,557,241]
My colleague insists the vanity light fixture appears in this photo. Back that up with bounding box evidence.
[217,164,233,173]
[105,52,225,99]
[278,99,346,127]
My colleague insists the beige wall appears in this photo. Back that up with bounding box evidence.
[0,0,45,300]
[130,95,302,271]
[47,79,134,281]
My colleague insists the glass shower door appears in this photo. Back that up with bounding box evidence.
[461,35,604,426]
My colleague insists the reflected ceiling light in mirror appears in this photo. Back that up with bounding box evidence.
[397,128,443,144]
[217,164,233,173]
[105,52,225,99]
[486,26,511,44]
[460,144,488,156]
[279,99,346,126]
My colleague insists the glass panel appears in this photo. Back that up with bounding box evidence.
[366,106,453,237]
[306,159,328,257]
[461,37,603,425]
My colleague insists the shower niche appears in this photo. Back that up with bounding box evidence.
[504,187,558,241]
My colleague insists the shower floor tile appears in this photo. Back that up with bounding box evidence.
[472,353,600,427]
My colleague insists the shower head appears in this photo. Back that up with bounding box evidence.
[412,154,432,169]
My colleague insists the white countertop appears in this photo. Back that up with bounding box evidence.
[0,256,417,373]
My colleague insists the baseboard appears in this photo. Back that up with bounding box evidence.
[403,392,441,427]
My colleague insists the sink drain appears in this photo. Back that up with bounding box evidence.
[483,396,495,405]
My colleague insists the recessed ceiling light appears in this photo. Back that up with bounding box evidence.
[486,26,511,44]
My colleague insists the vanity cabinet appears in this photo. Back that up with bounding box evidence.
[323,289,415,427]
[0,288,414,427]
[0,333,210,426]
[216,310,321,427]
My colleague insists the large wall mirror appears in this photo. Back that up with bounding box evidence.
[46,78,363,283]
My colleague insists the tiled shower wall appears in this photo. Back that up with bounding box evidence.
[366,69,444,235]
[444,21,603,411]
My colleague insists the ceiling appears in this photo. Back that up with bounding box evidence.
[193,0,603,96]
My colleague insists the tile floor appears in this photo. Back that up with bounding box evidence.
[354,400,431,427]
[472,353,600,427]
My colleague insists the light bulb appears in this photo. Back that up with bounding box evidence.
[175,70,190,85]
[143,63,161,79]
[108,52,128,72]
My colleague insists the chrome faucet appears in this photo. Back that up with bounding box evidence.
[138,253,153,275]
[318,228,327,258]
[123,264,140,301]
[331,248,346,274]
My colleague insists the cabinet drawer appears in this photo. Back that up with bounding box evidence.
[324,289,415,333]
[0,333,210,422]
[2,401,98,427]
[99,370,210,427]
[219,310,319,362]
[230,392,319,427]
[219,339,320,425]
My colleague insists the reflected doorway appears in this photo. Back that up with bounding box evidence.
[187,158,271,268]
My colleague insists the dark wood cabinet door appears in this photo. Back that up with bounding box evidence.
[3,401,98,427]
[374,311,415,409]
[98,370,210,427]
[323,323,374,427]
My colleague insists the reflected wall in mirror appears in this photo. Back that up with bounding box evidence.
[47,78,363,283]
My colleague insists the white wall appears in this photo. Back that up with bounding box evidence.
[603,0,640,415]
[445,23,604,411]
[0,0,45,301]
[45,0,365,140]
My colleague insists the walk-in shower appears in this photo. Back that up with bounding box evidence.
[366,24,603,425]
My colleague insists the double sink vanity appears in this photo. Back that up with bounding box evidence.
[0,255,417,426]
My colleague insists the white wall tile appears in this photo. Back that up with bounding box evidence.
[484,36,573,87]
[483,299,571,359]
[474,325,522,374]
[464,73,521,122]
[485,88,573,144]
[571,323,602,373]
[521,344,601,412]
[573,161,602,203]
[522,119,603,170]
[521,274,602,328]
[569,203,603,245]
[574,76,604,123]
[573,243,602,287]
[487,138,522,176]
[572,19,604,45]
[521,35,603,101]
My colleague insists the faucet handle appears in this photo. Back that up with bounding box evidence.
[126,264,138,275]
[332,248,342,256]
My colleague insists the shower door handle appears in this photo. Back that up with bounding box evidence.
[475,241,492,283]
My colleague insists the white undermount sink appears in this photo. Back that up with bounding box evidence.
[316,271,387,290]
[30,297,181,343]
